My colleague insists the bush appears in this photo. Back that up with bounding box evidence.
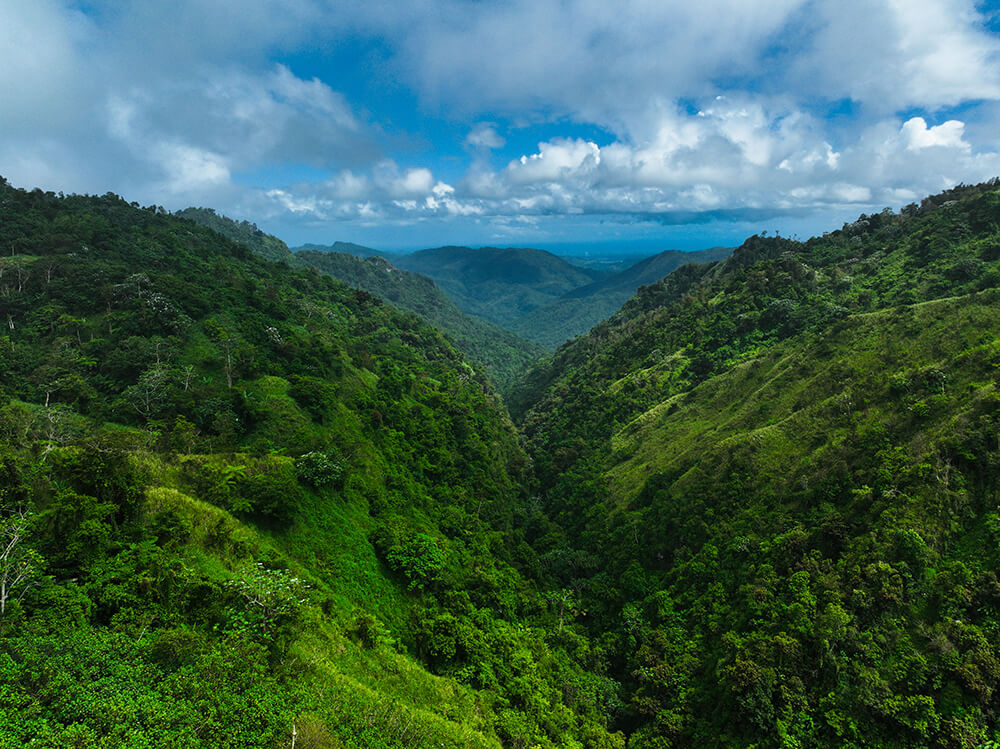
[295,450,345,489]
[385,533,445,591]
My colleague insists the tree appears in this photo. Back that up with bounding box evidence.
[124,365,170,419]
[0,508,42,617]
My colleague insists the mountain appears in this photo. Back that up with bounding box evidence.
[179,215,543,397]
[513,181,1000,746]
[511,246,733,348]
[563,246,733,299]
[294,240,397,260]
[0,179,619,748]
[391,245,606,328]
[175,207,293,262]
[10,175,1000,748]
[292,249,544,397]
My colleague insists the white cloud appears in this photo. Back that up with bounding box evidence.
[466,124,506,150]
[901,117,969,150]
[507,139,601,183]
[325,170,371,200]
[790,0,1000,113]
[374,162,437,197]
[154,143,231,194]
[2,0,1000,243]
[266,188,327,216]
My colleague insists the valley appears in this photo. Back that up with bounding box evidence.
[1,177,1000,748]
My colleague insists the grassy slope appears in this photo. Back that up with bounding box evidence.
[291,250,544,398]
[514,182,1000,746]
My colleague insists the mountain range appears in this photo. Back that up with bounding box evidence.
[295,241,734,348]
[2,176,1000,747]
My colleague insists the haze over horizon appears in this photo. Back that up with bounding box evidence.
[3,1,1000,251]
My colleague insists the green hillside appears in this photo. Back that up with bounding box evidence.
[292,250,543,398]
[0,180,620,748]
[177,214,543,398]
[391,246,606,328]
[175,207,294,263]
[510,247,733,348]
[514,181,1000,746]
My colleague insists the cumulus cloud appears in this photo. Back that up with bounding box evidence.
[901,117,969,150]
[791,0,1000,112]
[1,0,1000,244]
[466,124,506,150]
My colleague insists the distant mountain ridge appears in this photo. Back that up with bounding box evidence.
[390,245,606,329]
[295,240,396,259]
[511,245,733,347]
[293,249,543,396]
[291,242,735,348]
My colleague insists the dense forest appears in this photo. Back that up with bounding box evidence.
[517,181,1000,747]
[177,209,542,398]
[2,175,1000,747]
[290,250,543,398]
[0,179,619,748]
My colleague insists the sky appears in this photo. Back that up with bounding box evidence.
[3,0,1000,253]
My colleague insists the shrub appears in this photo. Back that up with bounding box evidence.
[295,450,345,489]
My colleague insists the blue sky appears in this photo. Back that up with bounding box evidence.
[3,1,1000,254]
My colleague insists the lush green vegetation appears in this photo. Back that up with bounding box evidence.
[510,247,732,349]
[0,179,621,748]
[291,250,543,399]
[176,212,542,398]
[515,180,1000,746]
[6,175,1000,748]
[175,207,293,263]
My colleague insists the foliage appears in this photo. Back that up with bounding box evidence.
[515,179,1000,746]
[292,249,543,399]
[0,176,617,747]
[295,449,346,488]
[8,174,1000,747]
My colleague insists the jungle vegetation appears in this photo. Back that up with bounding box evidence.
[2,176,1000,747]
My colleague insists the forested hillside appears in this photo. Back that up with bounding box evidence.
[175,207,293,263]
[510,246,733,348]
[515,181,1000,747]
[292,250,543,397]
[177,212,542,397]
[5,175,1000,748]
[0,179,621,748]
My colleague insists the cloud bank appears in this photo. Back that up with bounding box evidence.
[1,0,999,245]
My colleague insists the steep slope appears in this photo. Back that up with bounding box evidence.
[516,181,1000,747]
[292,249,544,398]
[177,213,543,397]
[295,240,397,260]
[0,179,620,748]
[511,246,733,348]
[391,245,606,328]
[175,206,293,262]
